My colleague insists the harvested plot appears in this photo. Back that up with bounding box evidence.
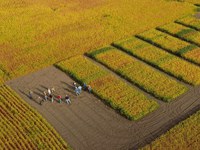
[157,22,200,46]
[113,37,200,86]
[56,55,158,120]
[0,85,70,150]
[137,29,200,65]
[87,47,187,102]
[142,110,200,149]
[176,15,200,31]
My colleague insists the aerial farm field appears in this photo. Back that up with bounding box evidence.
[0,0,200,149]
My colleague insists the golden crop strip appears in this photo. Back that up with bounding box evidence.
[56,55,158,120]
[157,23,200,65]
[176,15,200,31]
[185,0,200,4]
[0,85,70,150]
[113,37,200,86]
[137,29,200,66]
[157,23,200,46]
[88,47,187,102]
[142,110,200,149]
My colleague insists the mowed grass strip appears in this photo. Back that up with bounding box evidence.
[88,47,187,102]
[176,15,200,31]
[137,29,200,66]
[56,55,158,120]
[142,109,200,149]
[113,37,200,86]
[0,85,70,150]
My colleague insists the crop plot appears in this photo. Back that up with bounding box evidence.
[157,22,200,46]
[176,15,200,31]
[56,55,158,120]
[87,47,187,102]
[113,37,200,86]
[137,29,200,66]
[143,109,200,149]
[0,85,69,150]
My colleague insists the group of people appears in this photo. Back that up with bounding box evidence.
[28,82,92,105]
[73,82,92,96]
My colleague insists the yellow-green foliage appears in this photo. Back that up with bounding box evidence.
[56,55,158,120]
[158,23,200,46]
[0,70,5,85]
[0,85,70,150]
[142,110,200,150]
[137,29,192,53]
[159,57,200,85]
[183,48,200,65]
[88,47,187,102]
[113,37,200,85]
[0,0,195,80]
[185,0,200,5]
[176,15,200,31]
[137,29,200,65]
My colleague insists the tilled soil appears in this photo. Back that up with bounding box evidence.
[7,66,200,150]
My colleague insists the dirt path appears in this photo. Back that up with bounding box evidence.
[6,66,200,150]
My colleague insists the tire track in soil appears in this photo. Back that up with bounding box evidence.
[6,66,200,150]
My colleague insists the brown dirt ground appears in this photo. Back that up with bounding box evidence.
[6,66,200,150]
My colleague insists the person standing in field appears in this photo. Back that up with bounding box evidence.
[87,85,92,93]
[44,91,48,101]
[29,90,33,99]
[83,83,87,90]
[73,82,77,88]
[49,94,54,103]
[65,95,71,104]
[38,96,44,105]
[51,87,55,94]
[75,87,79,96]
[78,85,82,94]
[47,88,51,96]
[57,95,62,103]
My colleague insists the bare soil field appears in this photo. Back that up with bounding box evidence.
[6,66,200,150]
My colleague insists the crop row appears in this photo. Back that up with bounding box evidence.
[142,109,200,149]
[0,85,70,150]
[87,47,187,102]
[176,15,200,31]
[137,29,200,66]
[113,37,200,86]
[55,55,159,120]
